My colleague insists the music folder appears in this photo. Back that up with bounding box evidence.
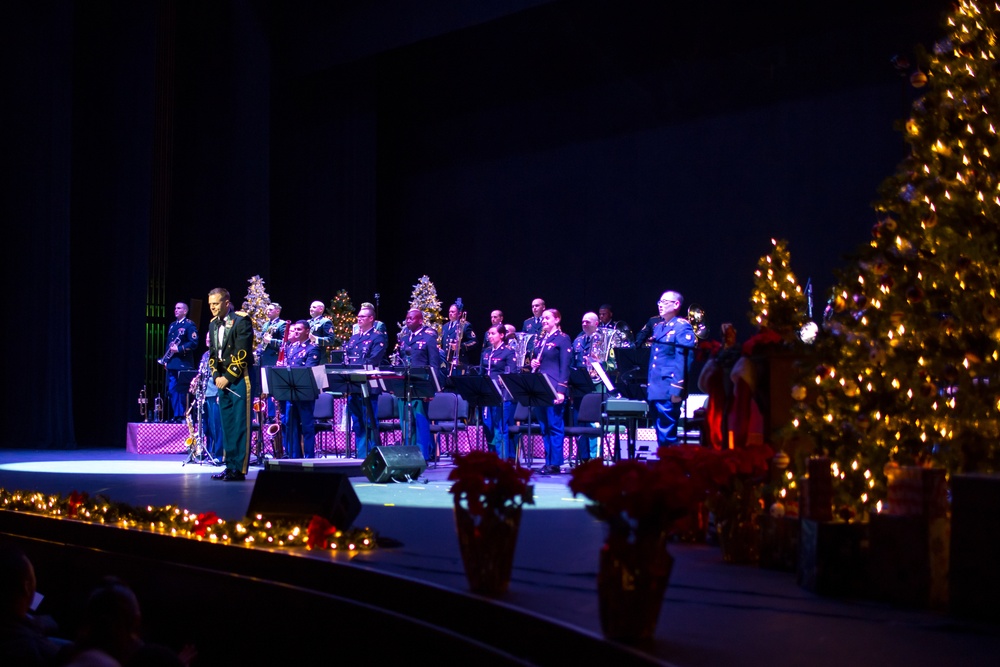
[499,372,557,408]
[263,366,326,402]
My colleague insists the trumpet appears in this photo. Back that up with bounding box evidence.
[157,335,182,366]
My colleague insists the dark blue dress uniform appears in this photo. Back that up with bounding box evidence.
[308,316,335,363]
[344,328,388,458]
[647,316,696,445]
[571,331,601,460]
[257,318,287,368]
[281,340,321,458]
[479,344,517,460]
[209,312,253,477]
[441,319,477,371]
[633,316,662,347]
[165,317,198,421]
[533,330,572,472]
[522,316,543,335]
[397,326,441,460]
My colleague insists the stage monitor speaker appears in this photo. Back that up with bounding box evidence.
[362,446,427,483]
[246,469,361,528]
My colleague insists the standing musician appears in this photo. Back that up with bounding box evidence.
[397,308,441,462]
[280,320,321,459]
[207,288,253,481]
[257,303,286,368]
[479,325,517,461]
[307,300,334,363]
[571,312,602,461]
[441,302,477,373]
[163,302,199,422]
[522,298,545,335]
[352,301,387,335]
[344,305,387,458]
[530,308,572,475]
[647,291,697,447]
[256,302,286,421]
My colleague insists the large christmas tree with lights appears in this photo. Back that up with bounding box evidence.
[792,1,1000,511]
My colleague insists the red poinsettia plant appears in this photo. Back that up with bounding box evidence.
[660,443,775,520]
[448,451,534,521]
[569,456,708,536]
[570,444,776,537]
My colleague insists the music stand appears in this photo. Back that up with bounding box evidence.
[499,373,557,470]
[384,366,440,449]
[328,366,379,457]
[451,374,503,452]
[612,347,649,403]
[568,368,595,399]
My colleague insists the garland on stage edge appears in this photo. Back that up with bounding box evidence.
[0,488,377,552]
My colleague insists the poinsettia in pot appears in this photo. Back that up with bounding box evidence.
[448,451,534,595]
[569,456,710,643]
[675,443,774,564]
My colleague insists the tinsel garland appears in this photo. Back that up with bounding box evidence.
[0,488,377,552]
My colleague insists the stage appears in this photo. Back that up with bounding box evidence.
[0,448,997,666]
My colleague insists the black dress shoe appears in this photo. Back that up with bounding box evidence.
[222,471,246,482]
[211,470,228,480]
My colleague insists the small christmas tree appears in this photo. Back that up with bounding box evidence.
[792,1,1000,513]
[242,275,272,351]
[409,275,444,335]
[748,238,808,338]
[328,289,356,347]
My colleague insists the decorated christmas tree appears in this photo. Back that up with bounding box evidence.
[241,275,272,352]
[409,275,444,335]
[748,238,808,339]
[792,1,1000,512]
[328,289,356,347]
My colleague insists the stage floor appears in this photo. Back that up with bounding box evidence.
[1,448,997,666]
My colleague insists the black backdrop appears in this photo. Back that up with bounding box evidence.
[0,0,947,448]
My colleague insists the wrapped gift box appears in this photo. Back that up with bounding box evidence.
[950,473,1000,621]
[797,518,868,597]
[869,513,949,608]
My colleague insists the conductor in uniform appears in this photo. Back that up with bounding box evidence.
[397,308,441,462]
[163,302,199,422]
[647,291,696,446]
[207,288,253,481]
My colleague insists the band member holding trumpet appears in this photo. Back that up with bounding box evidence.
[344,306,387,458]
[531,308,571,475]
[307,300,335,363]
[480,325,517,460]
[163,302,198,423]
[207,288,253,481]
[571,312,601,461]
[281,320,321,458]
[441,302,477,372]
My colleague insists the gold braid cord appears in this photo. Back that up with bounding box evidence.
[225,349,248,380]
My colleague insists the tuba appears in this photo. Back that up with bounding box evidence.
[513,332,535,371]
